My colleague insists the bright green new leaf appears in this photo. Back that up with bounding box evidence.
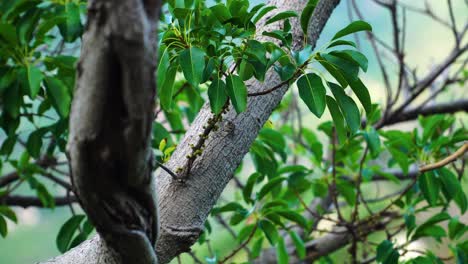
[179,47,206,87]
[296,73,326,118]
[225,75,247,114]
[332,20,372,40]
[208,78,227,114]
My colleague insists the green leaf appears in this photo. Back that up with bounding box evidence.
[317,58,348,88]
[418,171,440,206]
[365,127,381,158]
[259,219,278,245]
[210,4,232,22]
[258,177,286,200]
[337,180,356,206]
[243,172,262,203]
[277,236,289,264]
[179,47,206,87]
[0,23,18,45]
[296,73,326,118]
[0,206,17,223]
[329,82,361,133]
[58,2,83,42]
[332,20,372,40]
[0,215,6,237]
[340,50,368,72]
[454,189,468,214]
[45,77,71,118]
[300,0,319,34]
[438,168,463,203]
[251,237,264,258]
[412,212,450,240]
[326,96,347,144]
[323,53,360,82]
[27,65,44,98]
[225,75,247,114]
[265,11,297,25]
[208,78,227,114]
[252,6,277,24]
[289,231,306,259]
[56,215,85,253]
[376,240,399,264]
[327,40,356,49]
[276,210,307,228]
[412,225,446,242]
[157,47,176,110]
[349,78,372,115]
[3,81,21,118]
[211,202,245,215]
[26,129,46,158]
[449,217,467,240]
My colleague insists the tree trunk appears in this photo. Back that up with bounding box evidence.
[41,0,340,263]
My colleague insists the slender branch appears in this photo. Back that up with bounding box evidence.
[420,143,468,173]
[218,224,258,264]
[382,99,468,126]
[2,195,77,208]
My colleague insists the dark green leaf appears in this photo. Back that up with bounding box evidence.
[252,6,277,24]
[296,73,326,118]
[56,215,85,253]
[418,171,440,206]
[259,219,278,245]
[300,0,318,34]
[317,58,348,88]
[208,77,227,114]
[329,82,361,133]
[376,240,399,264]
[45,76,71,118]
[58,2,83,42]
[326,96,347,144]
[449,217,467,240]
[332,20,372,40]
[179,47,206,87]
[258,177,286,200]
[27,65,44,99]
[0,206,17,223]
[225,75,247,114]
[0,215,6,237]
[327,40,356,49]
[349,78,372,115]
[265,11,297,25]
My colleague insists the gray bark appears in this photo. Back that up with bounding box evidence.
[41,0,339,263]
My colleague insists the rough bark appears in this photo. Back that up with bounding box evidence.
[64,0,162,263]
[41,0,339,263]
